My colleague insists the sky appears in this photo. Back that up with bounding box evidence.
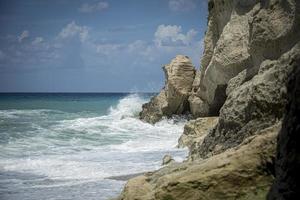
[0,0,208,92]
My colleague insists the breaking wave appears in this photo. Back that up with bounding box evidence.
[0,93,188,199]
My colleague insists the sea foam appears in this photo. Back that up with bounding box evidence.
[0,93,188,199]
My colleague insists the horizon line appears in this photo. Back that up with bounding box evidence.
[0,91,157,94]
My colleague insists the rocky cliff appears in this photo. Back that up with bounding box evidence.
[117,0,300,199]
[189,0,300,118]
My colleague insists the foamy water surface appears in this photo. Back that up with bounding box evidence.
[0,93,187,200]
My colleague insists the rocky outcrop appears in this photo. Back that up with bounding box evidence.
[140,55,195,123]
[178,117,218,160]
[196,42,300,159]
[189,0,300,118]
[268,63,300,199]
[117,123,280,200]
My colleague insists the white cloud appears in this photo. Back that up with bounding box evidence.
[32,37,44,45]
[96,44,123,55]
[169,0,196,11]
[18,30,30,42]
[79,1,109,13]
[58,21,89,42]
[154,24,197,47]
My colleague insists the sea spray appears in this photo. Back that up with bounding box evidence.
[0,93,188,200]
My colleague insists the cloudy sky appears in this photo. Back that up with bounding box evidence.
[0,0,208,92]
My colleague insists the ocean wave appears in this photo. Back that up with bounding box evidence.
[108,93,148,119]
[51,94,187,152]
[0,109,65,119]
[0,93,188,188]
[51,94,148,135]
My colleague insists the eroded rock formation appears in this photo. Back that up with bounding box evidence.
[140,55,195,123]
[196,42,300,159]
[189,0,300,118]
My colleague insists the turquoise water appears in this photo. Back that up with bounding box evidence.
[0,93,187,200]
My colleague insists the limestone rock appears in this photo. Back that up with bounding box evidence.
[162,155,174,166]
[178,117,218,160]
[196,42,300,159]
[140,55,195,123]
[189,0,300,118]
[117,123,280,200]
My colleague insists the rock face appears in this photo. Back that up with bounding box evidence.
[189,0,300,118]
[196,42,300,159]
[268,64,300,199]
[117,124,280,200]
[140,55,195,123]
[178,117,218,160]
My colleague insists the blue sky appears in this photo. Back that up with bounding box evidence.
[0,0,208,92]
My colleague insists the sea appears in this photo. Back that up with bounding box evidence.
[0,93,188,200]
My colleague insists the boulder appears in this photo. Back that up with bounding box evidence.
[140,55,195,123]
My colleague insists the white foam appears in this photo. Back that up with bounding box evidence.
[2,157,110,184]
[0,109,64,119]
[108,93,148,119]
[0,93,188,187]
